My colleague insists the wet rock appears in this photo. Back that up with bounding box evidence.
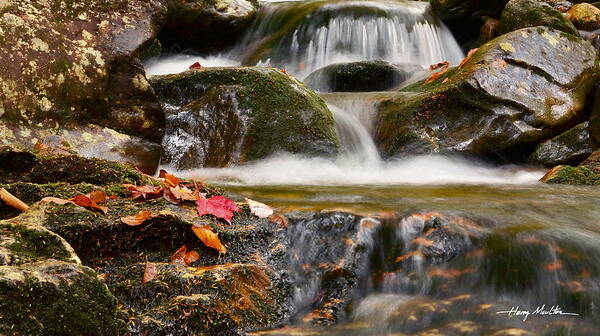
[478,17,501,44]
[540,165,600,185]
[0,0,166,142]
[375,27,600,162]
[430,0,508,21]
[490,329,535,336]
[0,147,147,186]
[150,67,340,169]
[588,85,600,143]
[160,0,258,52]
[528,122,593,167]
[567,3,600,31]
[0,120,161,174]
[499,0,579,36]
[304,61,423,92]
[0,260,125,335]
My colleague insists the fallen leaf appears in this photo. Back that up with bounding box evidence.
[424,69,448,84]
[171,245,188,264]
[545,260,562,272]
[168,186,198,202]
[86,190,107,204]
[196,195,241,224]
[192,225,227,254]
[142,262,157,283]
[121,210,154,226]
[429,61,449,71]
[268,213,289,227]
[124,184,164,200]
[159,169,181,187]
[395,250,422,263]
[189,62,202,70]
[245,198,274,218]
[71,194,108,213]
[41,197,74,205]
[184,250,200,265]
[411,237,434,247]
[458,48,478,68]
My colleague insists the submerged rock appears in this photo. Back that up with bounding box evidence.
[499,0,579,36]
[567,3,600,31]
[150,67,340,169]
[375,27,600,162]
[528,122,593,167]
[0,0,166,142]
[304,61,423,92]
[160,0,258,52]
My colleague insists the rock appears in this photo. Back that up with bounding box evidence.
[588,85,600,143]
[567,3,600,31]
[499,0,579,36]
[160,0,258,52]
[478,17,501,44]
[0,120,161,174]
[303,61,423,92]
[540,165,600,184]
[150,67,340,169]
[528,122,593,167]
[430,0,508,21]
[0,260,125,335]
[374,27,600,162]
[0,0,166,142]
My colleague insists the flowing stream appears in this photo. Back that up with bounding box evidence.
[146,0,600,334]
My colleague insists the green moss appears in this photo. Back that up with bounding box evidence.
[0,222,74,264]
[499,0,579,35]
[543,166,600,185]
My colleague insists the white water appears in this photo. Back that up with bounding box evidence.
[173,154,544,185]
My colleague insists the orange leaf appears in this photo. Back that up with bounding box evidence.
[458,48,478,68]
[545,260,562,272]
[124,184,164,200]
[424,69,448,84]
[86,190,107,204]
[41,197,74,205]
[429,61,449,71]
[71,194,108,213]
[159,169,182,187]
[121,210,154,226]
[395,250,422,263]
[268,213,289,227]
[142,262,157,283]
[411,237,434,247]
[184,250,200,265]
[171,245,188,264]
[192,225,227,254]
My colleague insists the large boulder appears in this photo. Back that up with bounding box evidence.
[567,3,600,31]
[304,61,423,93]
[159,0,258,52]
[499,0,579,35]
[375,27,600,162]
[0,0,166,142]
[150,67,340,169]
[528,122,594,167]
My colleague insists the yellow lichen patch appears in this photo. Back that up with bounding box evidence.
[499,42,516,53]
[132,73,150,91]
[31,37,49,52]
[39,96,52,111]
[542,31,559,46]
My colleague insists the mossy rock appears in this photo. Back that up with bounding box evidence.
[540,165,600,185]
[528,122,593,167]
[567,3,600,31]
[499,0,579,36]
[0,0,166,142]
[0,146,146,186]
[304,61,423,92]
[160,0,258,53]
[374,27,600,161]
[0,260,126,336]
[150,67,340,169]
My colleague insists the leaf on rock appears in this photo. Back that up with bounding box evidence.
[124,184,164,200]
[268,213,289,227]
[41,197,74,205]
[195,195,241,224]
[458,48,478,68]
[71,194,108,213]
[429,61,449,71]
[246,198,274,218]
[142,262,157,283]
[171,245,188,264]
[189,62,202,70]
[424,69,448,84]
[192,225,227,254]
[121,210,154,226]
[184,250,200,265]
[159,169,182,187]
[86,190,108,204]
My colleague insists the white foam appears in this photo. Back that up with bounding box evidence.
[171,154,546,186]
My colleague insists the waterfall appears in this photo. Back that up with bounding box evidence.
[237,0,464,78]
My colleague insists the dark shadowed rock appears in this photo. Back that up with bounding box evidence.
[375,27,600,162]
[150,67,340,169]
[499,0,579,36]
[528,122,593,167]
[430,0,508,21]
[160,0,258,52]
[304,61,423,92]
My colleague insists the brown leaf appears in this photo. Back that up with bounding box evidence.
[458,48,478,68]
[124,184,164,200]
[41,197,74,205]
[171,245,188,264]
[429,61,449,71]
[142,262,157,283]
[191,225,227,254]
[268,213,289,227]
[86,190,107,204]
[246,198,274,218]
[121,210,154,226]
[168,186,198,202]
[411,237,434,247]
[395,250,422,263]
[71,194,108,213]
[159,169,182,187]
[184,250,200,265]
[424,69,448,84]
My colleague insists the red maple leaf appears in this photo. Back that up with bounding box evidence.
[195,195,241,224]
